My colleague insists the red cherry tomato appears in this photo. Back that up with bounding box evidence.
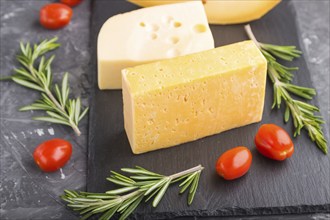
[33,139,72,172]
[255,124,294,161]
[216,146,252,180]
[60,0,83,7]
[40,3,73,30]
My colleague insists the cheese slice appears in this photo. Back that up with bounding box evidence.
[97,1,214,89]
[122,40,267,154]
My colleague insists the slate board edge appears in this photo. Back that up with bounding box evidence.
[128,204,330,220]
[86,0,98,193]
[86,0,330,218]
[87,204,330,220]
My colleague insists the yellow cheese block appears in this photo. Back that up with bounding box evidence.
[127,0,281,25]
[122,40,267,154]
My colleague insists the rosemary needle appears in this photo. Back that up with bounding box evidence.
[62,165,204,220]
[4,37,88,136]
[245,24,327,154]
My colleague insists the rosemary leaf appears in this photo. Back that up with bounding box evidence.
[121,167,163,177]
[119,194,144,220]
[110,171,136,184]
[79,107,89,122]
[99,205,120,220]
[284,104,290,122]
[130,175,163,180]
[117,192,144,213]
[152,179,171,207]
[46,111,66,120]
[75,98,81,124]
[179,172,197,187]
[33,116,71,126]
[106,186,138,195]
[62,73,69,106]
[170,173,191,184]
[135,166,164,176]
[45,65,52,88]
[14,68,35,81]
[64,189,79,198]
[144,178,167,195]
[144,185,162,203]
[80,206,100,215]
[86,194,117,200]
[92,202,119,214]
[54,84,63,106]
[12,77,44,91]
[81,212,94,220]
[179,175,195,194]
[260,43,302,61]
[19,103,52,111]
[106,177,133,187]
[188,171,201,205]
[72,198,100,203]
[134,180,158,186]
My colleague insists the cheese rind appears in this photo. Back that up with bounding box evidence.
[122,41,267,154]
[97,1,214,89]
[127,0,281,25]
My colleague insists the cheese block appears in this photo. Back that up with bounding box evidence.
[98,1,214,89]
[122,40,267,154]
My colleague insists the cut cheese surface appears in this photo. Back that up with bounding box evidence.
[127,0,281,24]
[98,1,214,89]
[122,40,267,154]
[204,0,281,24]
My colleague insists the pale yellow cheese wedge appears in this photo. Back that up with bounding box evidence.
[122,40,267,154]
[98,1,214,89]
[127,0,281,24]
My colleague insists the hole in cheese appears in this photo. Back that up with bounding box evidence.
[147,119,154,125]
[168,36,180,44]
[149,33,158,40]
[172,21,182,28]
[193,24,207,33]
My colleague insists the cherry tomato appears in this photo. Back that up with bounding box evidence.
[216,146,252,180]
[40,3,73,30]
[255,124,294,161]
[33,139,72,172]
[60,0,83,7]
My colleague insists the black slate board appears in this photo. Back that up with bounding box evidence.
[87,0,330,218]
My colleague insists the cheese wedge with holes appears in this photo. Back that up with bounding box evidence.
[97,1,214,89]
[122,40,267,154]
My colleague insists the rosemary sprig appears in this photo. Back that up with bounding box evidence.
[62,165,204,220]
[5,37,88,136]
[245,24,327,154]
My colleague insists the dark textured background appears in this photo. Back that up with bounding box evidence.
[0,0,329,219]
